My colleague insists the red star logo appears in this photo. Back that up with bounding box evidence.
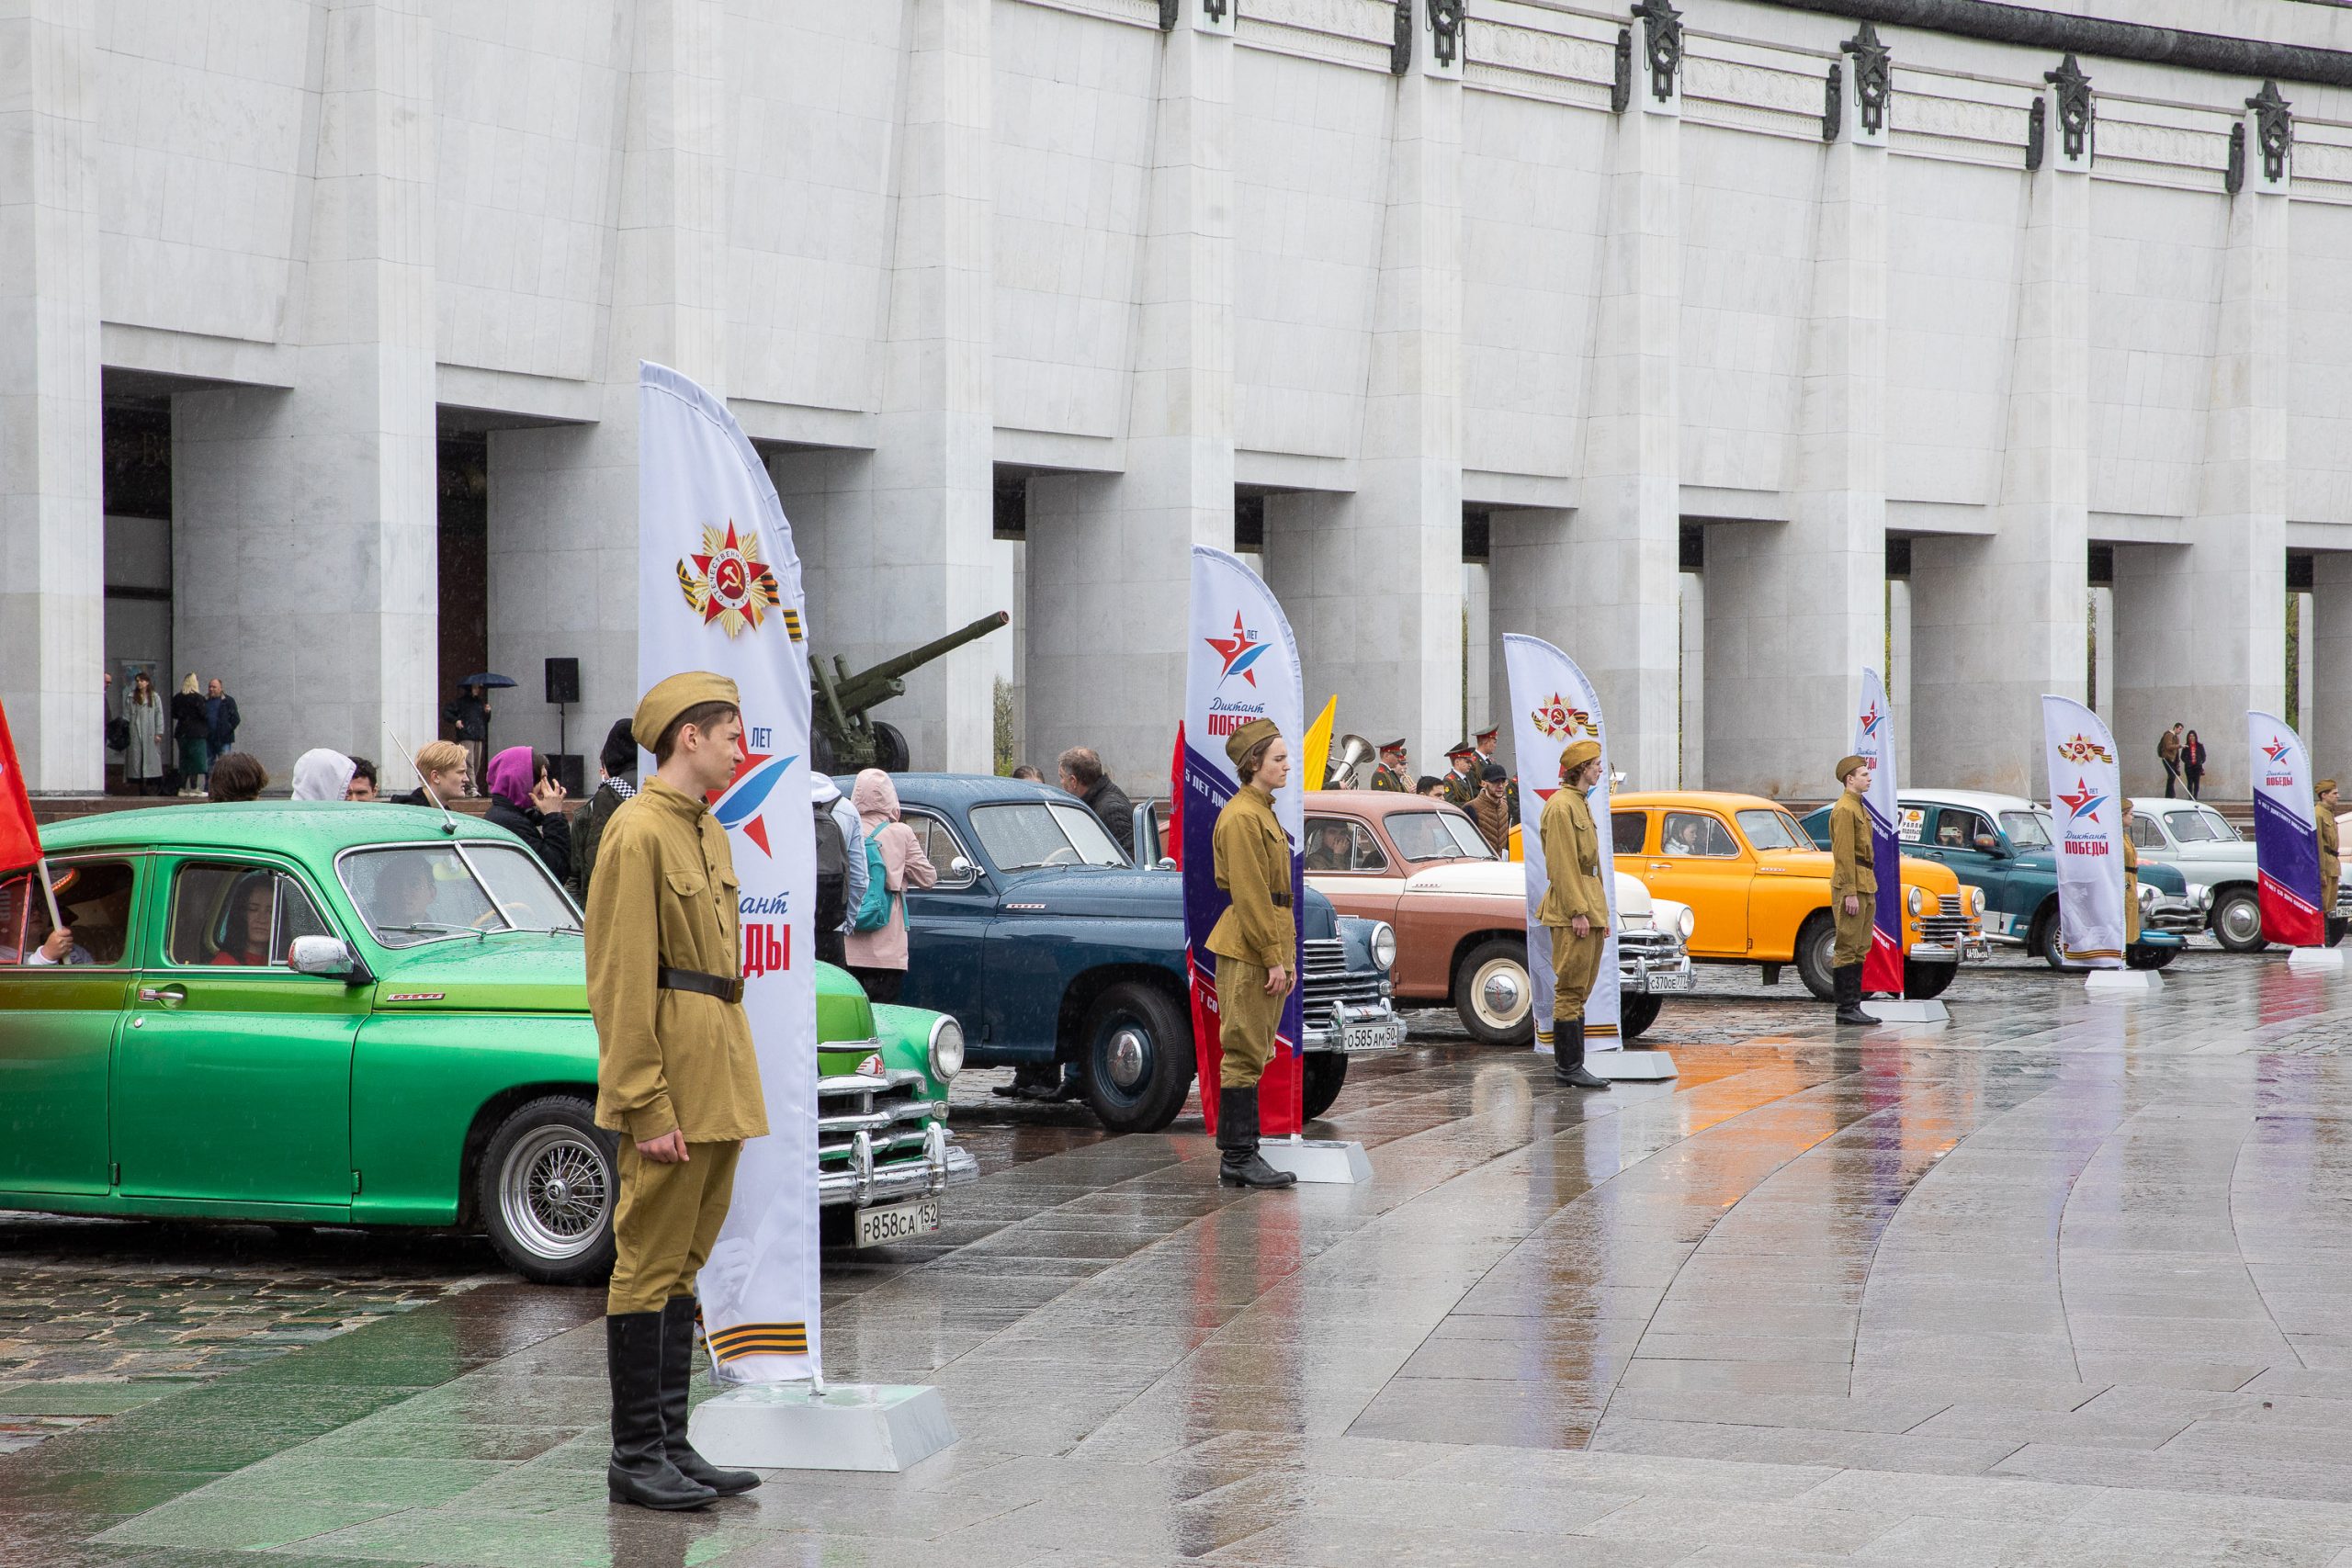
[691,522,772,628]
[2265,736,2293,765]
[2056,776,2104,823]
[1205,613,1266,687]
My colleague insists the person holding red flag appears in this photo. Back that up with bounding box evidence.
[0,700,65,957]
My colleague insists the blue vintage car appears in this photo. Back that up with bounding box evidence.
[869,774,1406,1133]
[1798,788,2207,970]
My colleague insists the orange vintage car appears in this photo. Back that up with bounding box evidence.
[1605,791,1987,999]
[1304,791,1693,1046]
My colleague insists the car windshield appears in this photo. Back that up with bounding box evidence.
[1387,811,1494,862]
[341,843,582,947]
[1736,809,1808,852]
[1999,811,2052,850]
[2173,808,2235,844]
[969,802,1130,872]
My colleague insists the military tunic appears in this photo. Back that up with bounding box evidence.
[1209,784,1296,1089]
[1370,764,1408,793]
[2322,807,2341,923]
[1443,768,1479,807]
[2122,830,2142,945]
[1828,791,1878,969]
[585,777,770,1314]
[1536,784,1610,1033]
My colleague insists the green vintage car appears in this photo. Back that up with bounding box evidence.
[0,804,976,1284]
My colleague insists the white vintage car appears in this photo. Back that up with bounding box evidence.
[2127,797,2264,952]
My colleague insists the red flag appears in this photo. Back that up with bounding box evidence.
[0,701,44,877]
[1166,723,1184,871]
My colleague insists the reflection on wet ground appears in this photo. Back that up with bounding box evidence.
[16,948,2352,1562]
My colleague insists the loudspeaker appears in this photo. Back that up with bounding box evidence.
[545,657,580,706]
[550,752,585,799]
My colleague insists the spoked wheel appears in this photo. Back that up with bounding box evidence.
[479,1097,618,1285]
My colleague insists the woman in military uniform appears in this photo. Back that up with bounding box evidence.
[1208,717,1300,1189]
[1537,739,1611,1089]
[1827,755,1877,1026]
[2121,798,2143,949]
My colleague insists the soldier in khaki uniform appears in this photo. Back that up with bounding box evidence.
[1208,716,1300,1189]
[1370,739,1410,793]
[585,672,770,1511]
[2320,779,2342,944]
[1827,754,1877,1026]
[1537,739,1611,1089]
[2121,799,2143,947]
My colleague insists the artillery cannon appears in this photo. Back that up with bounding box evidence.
[811,610,1010,773]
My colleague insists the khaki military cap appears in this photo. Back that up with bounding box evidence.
[1224,716,1282,769]
[634,671,743,750]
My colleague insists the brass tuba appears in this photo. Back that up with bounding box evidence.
[1325,733,1375,789]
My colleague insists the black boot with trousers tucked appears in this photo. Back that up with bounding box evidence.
[659,1296,760,1495]
[1554,1019,1608,1089]
[606,1312,716,1509]
[1217,1087,1297,1188]
[1834,964,1875,1026]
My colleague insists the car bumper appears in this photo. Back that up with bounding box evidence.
[1911,935,1991,964]
[819,1122,978,1209]
[1623,951,1695,992]
[2145,900,2204,937]
[1305,999,1407,1055]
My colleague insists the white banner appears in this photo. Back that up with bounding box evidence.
[2248,712,2325,946]
[1181,547,1308,1135]
[1503,636,1623,1051]
[1853,670,1906,995]
[638,362,820,1383]
[2041,694,2125,969]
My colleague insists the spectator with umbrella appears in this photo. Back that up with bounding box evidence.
[444,672,512,786]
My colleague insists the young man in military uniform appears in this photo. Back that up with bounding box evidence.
[2320,778,2342,944]
[585,672,771,1511]
[1827,755,1877,1026]
[1442,742,1481,807]
[1538,739,1611,1089]
[1209,717,1300,1189]
[2121,798,2143,948]
[1475,727,1519,826]
[1370,739,1410,793]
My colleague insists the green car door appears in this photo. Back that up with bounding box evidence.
[113,856,366,1213]
[0,857,145,1196]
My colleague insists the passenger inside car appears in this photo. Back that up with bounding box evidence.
[209,874,277,966]
[7,862,137,966]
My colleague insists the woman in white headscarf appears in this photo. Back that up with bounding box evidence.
[290,748,357,801]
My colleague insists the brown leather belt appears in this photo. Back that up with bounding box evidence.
[659,966,744,1005]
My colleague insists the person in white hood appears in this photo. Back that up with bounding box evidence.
[290,748,357,801]
[812,774,866,967]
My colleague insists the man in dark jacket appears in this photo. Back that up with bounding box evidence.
[1057,746,1135,857]
[204,679,240,767]
[571,719,640,900]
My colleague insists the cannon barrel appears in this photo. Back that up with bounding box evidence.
[829,611,1010,716]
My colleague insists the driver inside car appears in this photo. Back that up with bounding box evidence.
[27,867,133,966]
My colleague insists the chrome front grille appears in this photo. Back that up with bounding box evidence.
[1916,893,1976,946]
[1299,936,1385,1030]
[814,1054,958,1207]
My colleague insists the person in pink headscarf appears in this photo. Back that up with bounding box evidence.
[843,769,934,1003]
[485,745,571,883]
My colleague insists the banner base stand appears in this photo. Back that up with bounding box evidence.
[1861,998,1948,1023]
[687,1382,956,1472]
[1259,1136,1371,1184]
[1591,1049,1679,1080]
[2086,969,2162,996]
[2289,947,2346,971]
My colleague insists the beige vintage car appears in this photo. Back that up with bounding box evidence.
[1301,791,1693,1045]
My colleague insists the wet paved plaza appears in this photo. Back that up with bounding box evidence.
[17,948,2352,1563]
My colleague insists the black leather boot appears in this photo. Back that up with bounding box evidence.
[606,1312,717,1510]
[659,1296,759,1496]
[1553,1019,1608,1089]
[1834,964,1875,1026]
[1216,1087,1296,1188]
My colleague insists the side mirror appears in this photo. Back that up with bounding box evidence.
[948,856,975,880]
[288,935,360,979]
[1975,835,2004,856]
[1156,857,1177,872]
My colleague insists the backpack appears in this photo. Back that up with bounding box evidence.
[852,833,894,932]
[812,799,849,936]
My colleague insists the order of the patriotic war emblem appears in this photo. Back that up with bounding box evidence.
[676,521,786,639]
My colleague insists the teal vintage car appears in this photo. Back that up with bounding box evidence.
[0,804,975,1284]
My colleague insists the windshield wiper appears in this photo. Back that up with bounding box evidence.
[376,920,491,944]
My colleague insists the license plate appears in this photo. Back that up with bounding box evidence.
[1342,1021,1402,1053]
[854,1198,940,1248]
[1645,969,1696,991]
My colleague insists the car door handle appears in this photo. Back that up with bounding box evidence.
[1649,862,1671,871]
[138,985,186,1008]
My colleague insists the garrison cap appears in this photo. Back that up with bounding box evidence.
[1558,739,1602,776]
[1836,754,1869,784]
[1225,716,1282,769]
[634,671,743,750]
[2323,779,2341,795]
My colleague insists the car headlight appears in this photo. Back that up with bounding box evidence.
[1678,906,1696,941]
[2197,885,2214,909]
[2137,882,2155,907]
[1370,921,1396,973]
[927,1015,965,1079]
[1971,886,1985,917]
[1906,886,1926,917]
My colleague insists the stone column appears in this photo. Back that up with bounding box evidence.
[1266,25,1463,773]
[2113,93,2289,799]
[1679,570,1703,786]
[1488,15,1680,788]
[1706,34,1887,798]
[0,0,103,792]
[1029,3,1234,784]
[2091,581,2113,722]
[1912,76,2090,798]
[2312,560,2352,768]
[486,0,729,763]
[175,0,437,781]
[1887,576,1912,778]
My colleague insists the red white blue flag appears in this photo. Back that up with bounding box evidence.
[1182,547,1306,1137]
[1853,669,1906,994]
[2248,712,2324,947]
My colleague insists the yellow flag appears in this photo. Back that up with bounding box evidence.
[1301,696,1337,791]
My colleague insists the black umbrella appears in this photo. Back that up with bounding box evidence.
[458,672,517,689]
